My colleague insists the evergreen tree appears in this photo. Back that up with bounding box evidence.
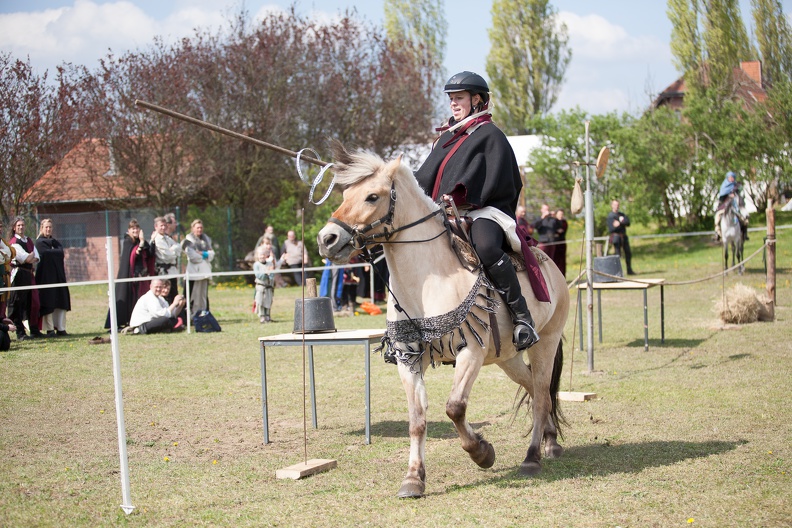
[486,0,571,135]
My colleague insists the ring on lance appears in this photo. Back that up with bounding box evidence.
[296,148,336,205]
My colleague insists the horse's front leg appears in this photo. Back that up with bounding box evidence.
[446,348,495,469]
[397,352,429,499]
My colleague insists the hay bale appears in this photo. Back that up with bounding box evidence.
[757,292,775,322]
[714,283,761,324]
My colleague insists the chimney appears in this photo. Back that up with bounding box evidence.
[740,61,762,87]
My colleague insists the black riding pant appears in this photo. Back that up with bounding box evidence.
[469,218,511,267]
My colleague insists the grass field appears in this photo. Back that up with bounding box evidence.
[0,217,790,527]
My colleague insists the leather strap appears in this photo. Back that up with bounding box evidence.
[431,133,471,200]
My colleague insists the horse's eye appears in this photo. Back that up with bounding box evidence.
[365,194,378,203]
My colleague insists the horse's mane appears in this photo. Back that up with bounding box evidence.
[329,142,439,211]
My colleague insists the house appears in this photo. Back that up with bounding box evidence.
[22,138,155,282]
[653,60,768,112]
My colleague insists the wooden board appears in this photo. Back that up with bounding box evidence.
[276,458,337,480]
[558,391,597,402]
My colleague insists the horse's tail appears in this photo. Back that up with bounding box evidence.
[550,339,568,438]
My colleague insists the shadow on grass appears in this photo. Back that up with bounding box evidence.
[350,419,492,439]
[624,338,708,348]
[434,439,746,494]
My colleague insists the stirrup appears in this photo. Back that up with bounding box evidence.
[513,320,540,350]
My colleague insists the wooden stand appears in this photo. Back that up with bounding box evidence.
[558,391,596,402]
[276,459,338,480]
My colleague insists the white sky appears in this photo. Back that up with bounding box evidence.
[0,0,786,115]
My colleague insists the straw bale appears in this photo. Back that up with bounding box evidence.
[714,283,761,324]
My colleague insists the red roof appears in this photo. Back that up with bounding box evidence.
[23,138,141,205]
[653,61,767,109]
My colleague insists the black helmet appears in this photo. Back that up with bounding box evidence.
[444,71,490,103]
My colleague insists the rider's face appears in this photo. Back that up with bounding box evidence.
[449,91,476,122]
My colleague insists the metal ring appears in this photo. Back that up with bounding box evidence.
[295,148,320,184]
[295,148,336,205]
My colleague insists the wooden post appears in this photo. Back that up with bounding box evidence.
[766,201,776,314]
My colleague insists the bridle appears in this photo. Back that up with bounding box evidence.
[328,182,447,262]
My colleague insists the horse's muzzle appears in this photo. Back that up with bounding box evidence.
[317,223,355,263]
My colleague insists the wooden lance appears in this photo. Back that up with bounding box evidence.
[134,100,328,167]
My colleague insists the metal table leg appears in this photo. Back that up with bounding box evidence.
[364,339,371,445]
[308,345,317,429]
[597,290,602,343]
[643,289,649,351]
[661,285,665,344]
[577,288,583,352]
[260,342,269,444]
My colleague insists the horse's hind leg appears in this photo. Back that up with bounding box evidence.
[445,349,495,469]
[397,356,429,499]
[521,339,563,476]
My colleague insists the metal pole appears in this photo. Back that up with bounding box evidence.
[584,121,595,373]
[226,206,233,272]
[106,236,135,514]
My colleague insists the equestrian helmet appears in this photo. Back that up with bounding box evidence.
[444,71,490,103]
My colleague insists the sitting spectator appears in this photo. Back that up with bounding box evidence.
[253,241,276,323]
[0,318,16,351]
[279,230,309,286]
[127,278,186,334]
[256,225,281,261]
[35,219,71,337]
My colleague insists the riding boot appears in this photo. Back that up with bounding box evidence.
[485,254,540,351]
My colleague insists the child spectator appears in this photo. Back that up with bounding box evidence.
[253,240,276,323]
[341,256,363,314]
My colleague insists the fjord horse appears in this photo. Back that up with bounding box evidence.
[720,196,745,274]
[317,146,569,498]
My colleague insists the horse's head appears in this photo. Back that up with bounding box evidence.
[317,143,405,264]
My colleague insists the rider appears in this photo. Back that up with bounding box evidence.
[714,171,748,241]
[414,71,539,351]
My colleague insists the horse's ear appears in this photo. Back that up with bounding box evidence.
[385,154,404,182]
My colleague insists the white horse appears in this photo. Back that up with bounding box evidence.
[720,196,744,274]
[317,145,569,498]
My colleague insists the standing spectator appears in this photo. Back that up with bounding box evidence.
[607,199,635,275]
[151,216,180,303]
[127,278,186,334]
[533,204,560,260]
[163,212,181,241]
[8,217,43,340]
[552,209,568,278]
[0,317,16,351]
[182,219,214,313]
[253,240,276,323]
[0,219,14,319]
[515,205,529,229]
[105,219,156,330]
[35,219,71,337]
[279,230,309,286]
[340,256,363,314]
[320,257,344,311]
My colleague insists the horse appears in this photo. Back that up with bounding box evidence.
[720,196,744,274]
[316,145,570,498]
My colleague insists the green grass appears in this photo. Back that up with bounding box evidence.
[0,222,790,527]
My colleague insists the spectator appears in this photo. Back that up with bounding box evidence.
[552,209,568,278]
[151,216,180,303]
[279,230,309,286]
[516,205,529,229]
[126,278,186,334]
[320,258,344,311]
[0,317,16,351]
[7,217,43,340]
[182,219,214,313]
[0,219,13,319]
[256,225,281,261]
[35,219,71,337]
[533,204,560,260]
[105,219,155,330]
[164,212,181,241]
[340,256,364,314]
[253,240,276,323]
[606,199,635,275]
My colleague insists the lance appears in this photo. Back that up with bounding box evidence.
[134,99,327,167]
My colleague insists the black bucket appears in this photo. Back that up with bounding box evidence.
[593,255,623,282]
[293,297,337,334]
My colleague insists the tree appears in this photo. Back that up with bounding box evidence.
[0,53,82,221]
[486,0,571,135]
[752,0,792,87]
[384,0,447,104]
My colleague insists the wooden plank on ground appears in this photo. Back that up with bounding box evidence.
[558,391,596,402]
[276,459,337,480]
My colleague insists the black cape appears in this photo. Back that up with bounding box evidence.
[414,123,522,218]
[35,236,71,316]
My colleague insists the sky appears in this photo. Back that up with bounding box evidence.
[0,0,788,116]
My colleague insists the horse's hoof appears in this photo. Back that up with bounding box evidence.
[519,461,542,476]
[397,479,425,499]
[545,444,563,459]
[471,440,496,468]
